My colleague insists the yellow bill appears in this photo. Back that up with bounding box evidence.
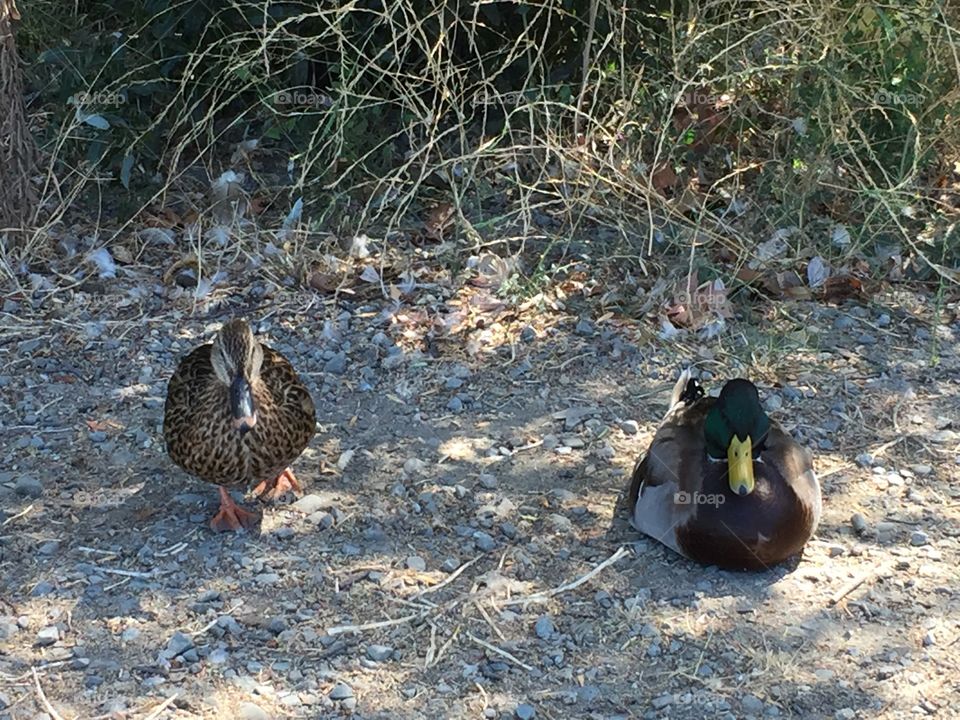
[728,435,755,495]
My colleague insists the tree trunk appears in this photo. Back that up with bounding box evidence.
[0,0,37,243]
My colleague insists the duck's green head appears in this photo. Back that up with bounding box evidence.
[704,379,770,496]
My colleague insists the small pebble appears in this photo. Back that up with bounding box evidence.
[619,420,639,435]
[534,615,555,640]
[36,626,60,646]
[473,531,496,552]
[478,473,498,489]
[741,694,764,714]
[324,353,348,375]
[855,453,874,468]
[329,682,354,700]
[575,318,594,336]
[850,513,868,535]
[652,694,673,709]
[406,555,427,572]
[238,702,270,720]
[516,703,536,719]
[163,631,193,658]
[366,644,393,662]
[31,581,55,597]
[594,590,614,609]
[931,430,958,444]
[876,522,897,543]
[15,476,42,498]
[293,494,329,514]
[910,531,929,546]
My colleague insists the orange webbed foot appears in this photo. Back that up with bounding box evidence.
[252,468,303,502]
[210,487,261,532]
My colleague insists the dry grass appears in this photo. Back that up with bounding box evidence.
[0,0,958,304]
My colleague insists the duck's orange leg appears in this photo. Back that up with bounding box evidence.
[210,487,261,532]
[252,467,303,501]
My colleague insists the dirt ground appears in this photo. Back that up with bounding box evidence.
[1,274,958,720]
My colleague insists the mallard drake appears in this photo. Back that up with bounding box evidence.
[164,319,316,532]
[627,369,821,570]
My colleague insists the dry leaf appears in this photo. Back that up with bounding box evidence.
[821,275,864,301]
[807,256,830,288]
[307,271,341,293]
[651,164,678,192]
[424,203,455,241]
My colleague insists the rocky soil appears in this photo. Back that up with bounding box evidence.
[1,278,958,720]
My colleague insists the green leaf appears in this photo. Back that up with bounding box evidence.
[86,139,107,165]
[120,153,135,189]
[82,114,111,130]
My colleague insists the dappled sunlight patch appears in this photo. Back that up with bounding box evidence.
[436,436,489,464]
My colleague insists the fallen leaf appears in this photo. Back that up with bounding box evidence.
[112,246,134,265]
[424,203,455,240]
[807,255,830,288]
[821,275,864,301]
[831,225,851,248]
[307,271,341,293]
[359,265,381,283]
[658,317,682,339]
[755,228,796,263]
[651,164,678,192]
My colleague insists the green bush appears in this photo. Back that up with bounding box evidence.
[14,0,960,274]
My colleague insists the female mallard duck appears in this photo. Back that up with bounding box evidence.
[627,369,821,570]
[164,319,316,532]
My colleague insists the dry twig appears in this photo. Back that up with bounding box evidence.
[502,545,630,607]
[32,668,67,720]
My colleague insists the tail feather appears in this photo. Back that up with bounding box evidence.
[668,367,694,411]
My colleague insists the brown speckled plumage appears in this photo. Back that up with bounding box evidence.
[164,319,315,528]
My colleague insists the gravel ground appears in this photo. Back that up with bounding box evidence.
[1,276,958,720]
